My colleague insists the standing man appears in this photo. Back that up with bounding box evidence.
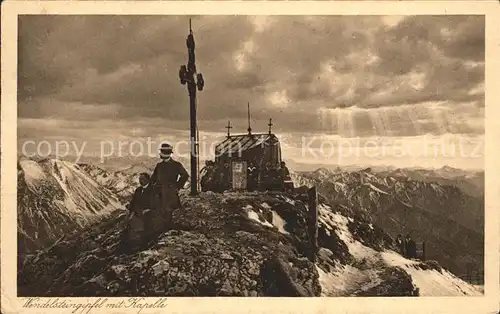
[279,161,290,178]
[220,161,231,192]
[150,143,189,231]
[247,160,258,192]
[261,162,272,191]
[405,234,417,259]
[395,234,405,257]
[279,161,292,192]
[211,163,222,193]
[200,160,215,192]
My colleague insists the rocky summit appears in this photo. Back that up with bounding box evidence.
[18,192,320,297]
[18,190,482,297]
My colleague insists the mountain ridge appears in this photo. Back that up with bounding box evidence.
[17,157,124,255]
[18,191,481,297]
[291,167,484,279]
[17,157,484,296]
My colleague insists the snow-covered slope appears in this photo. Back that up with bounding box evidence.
[292,167,484,280]
[315,203,482,296]
[17,158,124,254]
[381,251,481,296]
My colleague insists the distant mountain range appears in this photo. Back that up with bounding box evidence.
[76,163,139,201]
[291,167,484,278]
[285,163,484,198]
[284,159,483,175]
[28,154,483,197]
[19,185,482,297]
[376,166,484,198]
[17,155,484,284]
[17,157,123,255]
[56,154,192,173]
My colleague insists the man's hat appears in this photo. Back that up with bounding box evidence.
[159,143,173,158]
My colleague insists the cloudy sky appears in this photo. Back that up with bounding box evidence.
[18,15,484,170]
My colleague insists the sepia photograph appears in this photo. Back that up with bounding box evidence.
[13,12,488,298]
[2,2,499,312]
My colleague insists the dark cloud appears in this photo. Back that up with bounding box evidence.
[18,15,484,139]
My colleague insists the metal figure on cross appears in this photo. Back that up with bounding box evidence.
[179,19,205,93]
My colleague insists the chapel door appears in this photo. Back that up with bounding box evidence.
[231,160,247,190]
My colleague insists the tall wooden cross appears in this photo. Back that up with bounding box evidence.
[179,18,205,196]
[226,120,232,138]
[268,118,273,135]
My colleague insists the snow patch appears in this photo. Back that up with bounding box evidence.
[247,209,273,228]
[381,250,418,267]
[334,181,347,192]
[271,211,289,234]
[318,204,378,261]
[381,250,482,296]
[346,239,378,261]
[315,264,362,296]
[318,203,331,211]
[316,263,381,297]
[366,183,389,195]
[20,159,46,186]
[283,197,295,205]
[406,267,482,296]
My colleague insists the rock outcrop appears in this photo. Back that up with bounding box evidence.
[18,192,321,297]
